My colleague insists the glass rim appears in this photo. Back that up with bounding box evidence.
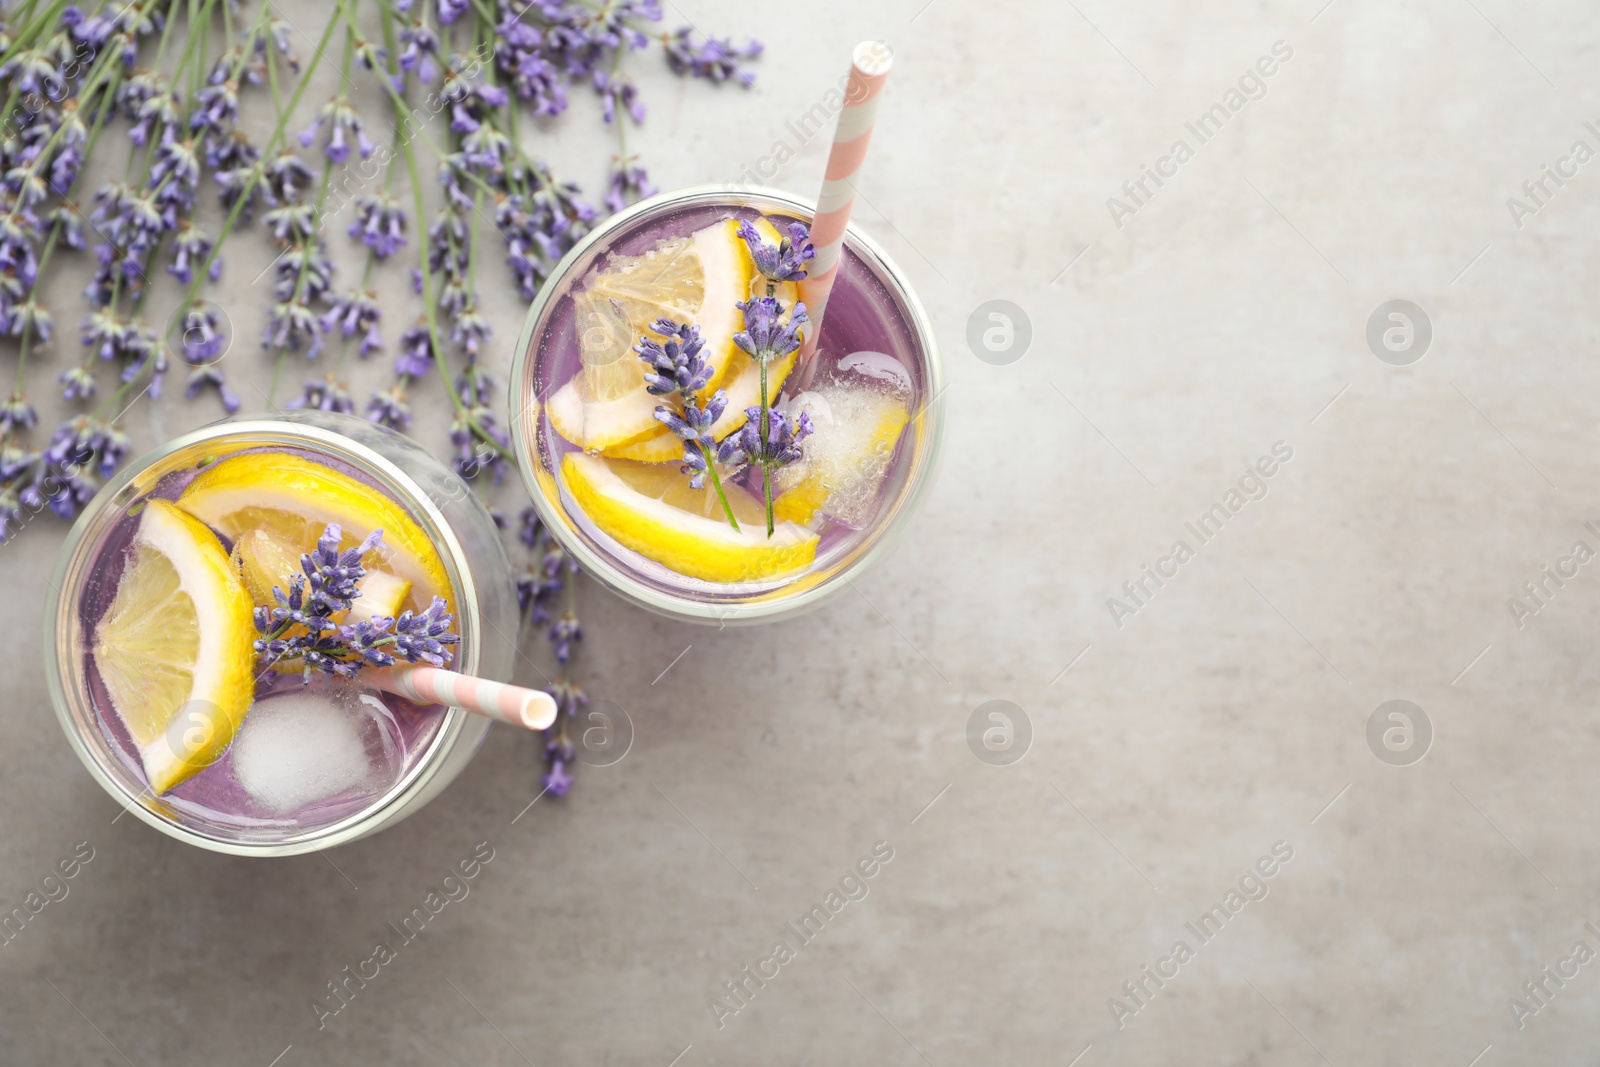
[42,414,487,857]
[509,183,944,623]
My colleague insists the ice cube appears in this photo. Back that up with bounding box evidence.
[834,350,912,397]
[775,372,911,529]
[231,685,402,815]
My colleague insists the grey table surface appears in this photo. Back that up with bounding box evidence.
[5,0,1600,1063]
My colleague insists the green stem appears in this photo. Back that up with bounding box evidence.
[701,443,739,531]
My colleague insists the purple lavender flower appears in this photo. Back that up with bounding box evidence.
[263,300,322,359]
[736,219,813,284]
[288,375,356,415]
[4,299,53,343]
[547,611,581,665]
[0,393,37,434]
[663,28,762,86]
[518,505,544,549]
[166,224,219,284]
[397,17,441,84]
[631,318,734,497]
[542,757,573,797]
[253,525,459,680]
[718,406,813,472]
[262,150,315,206]
[212,135,263,215]
[450,307,490,359]
[185,365,241,415]
[661,394,728,490]
[603,155,655,214]
[268,16,301,73]
[634,318,709,396]
[298,96,374,163]
[189,79,239,146]
[595,71,644,125]
[174,305,225,365]
[733,296,808,365]
[348,193,407,259]
[392,596,460,666]
[40,414,130,487]
[365,381,412,430]
[58,367,96,401]
[319,289,383,357]
[495,182,594,298]
[394,323,435,378]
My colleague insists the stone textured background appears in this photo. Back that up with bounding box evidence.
[4,0,1600,1063]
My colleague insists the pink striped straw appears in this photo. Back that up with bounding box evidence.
[373,666,558,731]
[797,40,894,381]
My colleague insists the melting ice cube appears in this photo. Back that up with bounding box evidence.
[775,353,913,530]
[231,685,403,816]
[835,350,912,396]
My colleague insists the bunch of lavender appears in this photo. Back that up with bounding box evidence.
[253,523,460,680]
[517,507,583,797]
[634,317,738,528]
[0,0,765,809]
[732,219,815,534]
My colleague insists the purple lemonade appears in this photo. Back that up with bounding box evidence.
[46,413,515,853]
[512,187,942,622]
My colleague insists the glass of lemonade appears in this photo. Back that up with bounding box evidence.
[511,185,943,623]
[43,410,516,856]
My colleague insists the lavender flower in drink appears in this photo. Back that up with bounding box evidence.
[392,597,459,667]
[733,295,808,366]
[718,406,813,472]
[736,219,813,284]
[634,318,740,528]
[732,255,812,534]
[254,523,460,680]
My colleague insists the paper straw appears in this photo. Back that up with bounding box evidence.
[797,40,894,379]
[374,666,557,731]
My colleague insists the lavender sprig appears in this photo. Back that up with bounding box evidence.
[634,317,739,529]
[252,523,460,681]
[517,507,583,798]
[736,219,813,284]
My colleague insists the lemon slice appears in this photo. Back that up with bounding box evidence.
[548,218,788,451]
[175,452,451,614]
[773,389,911,527]
[562,453,818,583]
[232,526,411,626]
[92,500,256,795]
[606,348,798,463]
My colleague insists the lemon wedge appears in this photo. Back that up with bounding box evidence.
[548,218,800,452]
[175,452,452,615]
[562,453,818,583]
[92,500,256,795]
[773,389,911,527]
[232,526,411,625]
